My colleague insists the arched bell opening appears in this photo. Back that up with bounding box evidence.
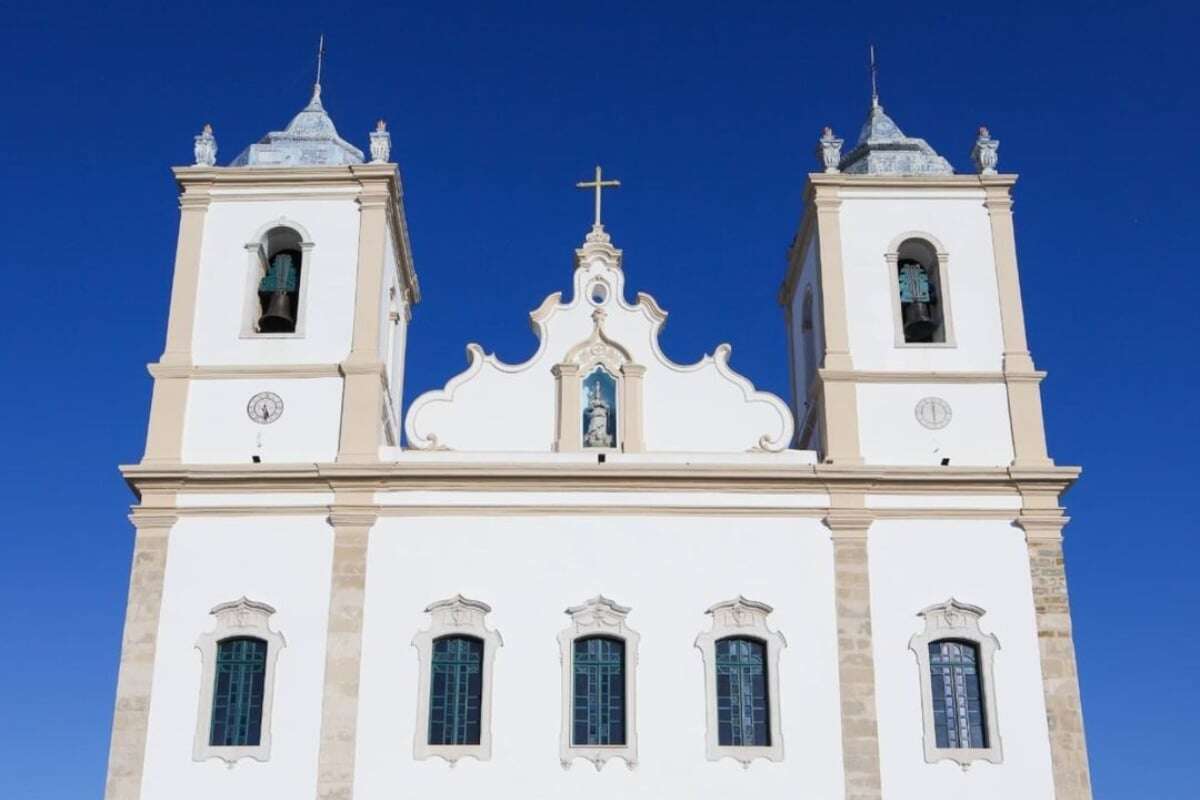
[256,227,304,333]
[896,238,945,344]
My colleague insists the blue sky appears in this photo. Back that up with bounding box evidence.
[1,1,1197,797]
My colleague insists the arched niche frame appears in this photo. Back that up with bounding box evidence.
[553,307,645,453]
[240,217,316,338]
[886,231,957,348]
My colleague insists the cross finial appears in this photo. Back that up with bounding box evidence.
[869,44,880,108]
[576,165,621,229]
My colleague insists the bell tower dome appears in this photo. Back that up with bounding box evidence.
[142,80,419,466]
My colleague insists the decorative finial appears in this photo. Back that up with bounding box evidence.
[971,126,999,175]
[575,165,621,231]
[869,44,880,109]
[315,34,325,90]
[193,123,217,166]
[817,126,843,173]
[369,119,391,163]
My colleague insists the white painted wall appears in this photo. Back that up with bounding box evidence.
[355,514,845,800]
[191,194,361,366]
[181,377,343,463]
[869,520,1055,799]
[856,382,1015,466]
[836,188,1004,373]
[140,516,334,800]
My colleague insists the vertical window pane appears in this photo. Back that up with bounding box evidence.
[928,640,987,749]
[715,637,770,746]
[210,637,268,747]
[572,636,625,745]
[429,636,483,746]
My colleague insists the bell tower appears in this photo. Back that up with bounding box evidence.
[782,98,1051,468]
[142,82,419,466]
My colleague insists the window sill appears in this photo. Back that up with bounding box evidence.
[894,341,958,349]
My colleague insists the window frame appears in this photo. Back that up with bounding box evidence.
[193,597,286,765]
[557,595,639,770]
[694,596,786,766]
[412,595,502,764]
[886,232,957,349]
[240,220,315,339]
[908,598,1003,767]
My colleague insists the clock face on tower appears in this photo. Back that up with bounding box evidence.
[247,392,284,424]
[914,396,952,430]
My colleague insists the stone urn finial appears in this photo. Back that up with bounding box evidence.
[370,119,391,163]
[971,125,999,175]
[193,123,217,167]
[817,126,843,174]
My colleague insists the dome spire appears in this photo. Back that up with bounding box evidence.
[869,44,880,110]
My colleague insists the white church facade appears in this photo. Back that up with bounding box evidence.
[104,77,1093,800]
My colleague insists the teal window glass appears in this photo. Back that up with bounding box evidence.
[209,637,267,747]
[572,636,625,745]
[715,637,770,746]
[929,639,987,749]
[429,635,483,746]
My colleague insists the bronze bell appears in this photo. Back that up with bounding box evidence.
[258,290,295,333]
[902,300,937,342]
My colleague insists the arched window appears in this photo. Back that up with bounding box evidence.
[573,636,626,746]
[429,635,484,746]
[256,227,304,333]
[557,596,639,769]
[892,237,950,344]
[412,596,502,764]
[909,599,1002,766]
[715,637,770,746]
[193,598,285,764]
[209,637,268,747]
[801,289,816,376]
[695,597,786,765]
[928,639,987,749]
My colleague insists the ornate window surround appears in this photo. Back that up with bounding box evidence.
[240,219,316,339]
[193,597,286,765]
[694,597,787,767]
[557,596,640,770]
[411,595,503,764]
[886,232,957,349]
[553,307,645,453]
[908,598,1003,767]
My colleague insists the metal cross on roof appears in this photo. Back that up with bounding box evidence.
[576,165,621,228]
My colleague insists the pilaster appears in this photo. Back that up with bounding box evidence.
[337,175,391,463]
[983,180,1052,467]
[619,363,646,452]
[315,496,378,800]
[143,181,211,464]
[1018,512,1093,800]
[103,506,177,800]
[812,185,863,465]
[552,363,581,452]
[825,495,881,800]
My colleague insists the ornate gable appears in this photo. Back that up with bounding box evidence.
[404,223,794,453]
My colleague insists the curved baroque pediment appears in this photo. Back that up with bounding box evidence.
[404,227,794,453]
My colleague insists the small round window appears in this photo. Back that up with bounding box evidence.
[588,281,609,305]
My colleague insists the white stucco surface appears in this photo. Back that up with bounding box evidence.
[140,516,334,800]
[181,377,343,463]
[869,520,1054,799]
[856,382,1015,465]
[355,514,845,799]
[191,196,361,365]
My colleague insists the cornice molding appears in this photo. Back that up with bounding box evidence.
[148,362,343,380]
[818,369,1045,385]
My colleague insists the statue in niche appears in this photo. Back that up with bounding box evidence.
[582,368,617,448]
